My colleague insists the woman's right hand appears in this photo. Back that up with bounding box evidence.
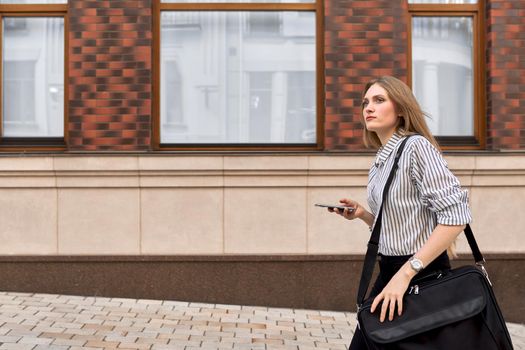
[328,198,363,221]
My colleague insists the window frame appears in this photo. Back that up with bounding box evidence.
[0,3,68,151]
[407,1,486,150]
[152,0,324,151]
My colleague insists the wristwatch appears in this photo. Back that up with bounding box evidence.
[409,256,424,273]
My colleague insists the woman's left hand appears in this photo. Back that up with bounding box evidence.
[370,270,412,322]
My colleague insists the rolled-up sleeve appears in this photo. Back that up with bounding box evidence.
[409,138,472,225]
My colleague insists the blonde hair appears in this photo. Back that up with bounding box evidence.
[361,76,458,258]
[361,76,440,151]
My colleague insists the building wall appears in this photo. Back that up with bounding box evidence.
[486,0,525,150]
[65,0,525,151]
[68,0,152,150]
[324,0,408,150]
[1,0,525,321]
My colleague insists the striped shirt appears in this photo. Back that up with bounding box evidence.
[368,133,472,256]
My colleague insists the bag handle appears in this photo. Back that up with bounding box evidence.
[356,136,485,307]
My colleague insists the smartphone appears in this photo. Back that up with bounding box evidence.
[315,203,356,212]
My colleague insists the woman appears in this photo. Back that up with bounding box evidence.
[329,76,472,349]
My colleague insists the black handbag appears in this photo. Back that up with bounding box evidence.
[356,137,514,350]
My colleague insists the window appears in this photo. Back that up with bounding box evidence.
[155,0,322,150]
[0,0,67,148]
[408,0,484,148]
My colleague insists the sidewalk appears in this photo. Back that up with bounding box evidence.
[0,292,523,350]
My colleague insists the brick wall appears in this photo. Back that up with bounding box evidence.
[324,0,408,151]
[486,0,525,150]
[63,0,525,152]
[68,0,152,151]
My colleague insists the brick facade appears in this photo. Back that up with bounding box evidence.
[68,0,152,151]
[324,0,408,151]
[63,0,523,152]
[486,0,525,150]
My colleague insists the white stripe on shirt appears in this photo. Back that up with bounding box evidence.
[367,133,472,256]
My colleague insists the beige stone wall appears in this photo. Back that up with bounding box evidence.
[0,154,523,255]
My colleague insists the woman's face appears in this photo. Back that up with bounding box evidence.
[362,83,399,137]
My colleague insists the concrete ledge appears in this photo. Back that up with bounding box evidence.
[0,154,522,188]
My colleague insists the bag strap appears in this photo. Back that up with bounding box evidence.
[356,136,411,307]
[356,136,486,307]
[464,224,485,266]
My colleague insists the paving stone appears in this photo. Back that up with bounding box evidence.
[84,340,120,348]
[151,344,185,350]
[62,327,98,336]
[51,337,87,346]
[0,335,22,343]
[17,337,53,345]
[34,345,69,350]
[232,344,265,349]
[39,332,73,340]
[0,344,36,350]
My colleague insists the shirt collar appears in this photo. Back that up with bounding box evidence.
[374,132,404,167]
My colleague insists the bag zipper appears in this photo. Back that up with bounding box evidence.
[408,272,443,294]
[408,285,419,295]
[361,267,484,311]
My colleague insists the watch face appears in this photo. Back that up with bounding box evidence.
[411,258,423,271]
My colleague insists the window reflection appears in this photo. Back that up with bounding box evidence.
[412,17,474,137]
[160,11,316,144]
[162,0,313,3]
[3,17,64,137]
[0,0,67,3]
[408,0,477,3]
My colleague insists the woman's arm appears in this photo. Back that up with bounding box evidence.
[370,223,466,322]
[404,223,466,274]
[331,198,375,227]
[356,209,375,228]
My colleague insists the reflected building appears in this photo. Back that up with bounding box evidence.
[160,11,316,144]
